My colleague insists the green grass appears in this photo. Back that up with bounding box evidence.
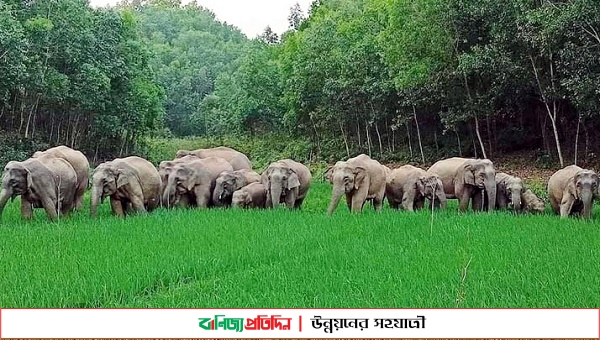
[1,182,599,308]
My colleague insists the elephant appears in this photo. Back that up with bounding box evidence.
[175,146,251,171]
[385,165,447,211]
[547,165,599,219]
[521,189,545,214]
[231,182,267,209]
[261,159,312,209]
[0,154,78,221]
[90,156,161,217]
[163,156,233,208]
[494,172,524,211]
[32,145,90,210]
[212,169,261,207]
[326,154,387,215]
[428,157,496,212]
[158,155,198,208]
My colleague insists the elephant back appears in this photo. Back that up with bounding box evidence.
[33,145,90,190]
[26,155,78,201]
[177,146,251,170]
[113,156,161,202]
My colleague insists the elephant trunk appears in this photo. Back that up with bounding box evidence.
[436,189,447,209]
[269,185,283,209]
[327,185,345,215]
[512,191,522,212]
[0,188,11,219]
[90,186,101,217]
[580,189,594,220]
[212,187,223,207]
[485,179,496,212]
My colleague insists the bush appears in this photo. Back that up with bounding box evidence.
[0,134,50,168]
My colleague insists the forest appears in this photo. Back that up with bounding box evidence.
[1,0,599,168]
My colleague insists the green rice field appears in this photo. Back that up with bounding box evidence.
[0,182,599,308]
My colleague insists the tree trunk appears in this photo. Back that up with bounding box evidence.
[406,122,413,158]
[413,106,425,163]
[375,123,383,156]
[574,115,581,165]
[455,129,462,156]
[583,122,589,162]
[474,117,487,159]
[486,115,493,158]
[530,55,564,167]
[365,123,372,157]
[340,121,350,158]
[385,118,391,153]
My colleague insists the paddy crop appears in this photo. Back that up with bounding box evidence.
[0,183,599,308]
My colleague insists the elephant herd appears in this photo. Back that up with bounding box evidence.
[325,154,598,220]
[0,145,598,221]
[0,145,312,221]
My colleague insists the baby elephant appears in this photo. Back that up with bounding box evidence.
[521,189,545,214]
[494,172,524,211]
[386,165,446,211]
[231,182,267,209]
[548,165,599,219]
[213,169,261,207]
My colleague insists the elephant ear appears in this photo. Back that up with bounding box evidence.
[568,175,579,200]
[353,166,367,190]
[323,166,334,183]
[416,176,426,196]
[116,169,131,188]
[234,173,245,189]
[463,164,475,185]
[286,169,300,189]
[245,192,253,205]
[261,168,271,190]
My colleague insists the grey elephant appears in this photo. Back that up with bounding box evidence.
[521,189,545,214]
[32,145,90,210]
[91,156,161,217]
[326,154,387,215]
[163,156,233,208]
[213,169,261,207]
[175,146,251,171]
[261,159,312,209]
[385,165,446,211]
[231,182,267,209]
[158,155,199,208]
[0,154,78,221]
[428,157,496,212]
[547,165,598,219]
[494,172,524,211]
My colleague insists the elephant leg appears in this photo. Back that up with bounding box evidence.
[294,198,304,209]
[414,197,425,210]
[459,189,472,212]
[285,193,296,209]
[351,190,368,213]
[41,197,59,221]
[389,199,400,210]
[61,201,74,217]
[346,193,353,211]
[559,196,575,218]
[373,197,384,212]
[75,185,85,210]
[110,197,125,217]
[21,199,33,220]
[194,186,211,208]
[130,195,147,214]
[472,191,484,211]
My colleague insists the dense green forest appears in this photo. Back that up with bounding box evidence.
[1,0,599,167]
